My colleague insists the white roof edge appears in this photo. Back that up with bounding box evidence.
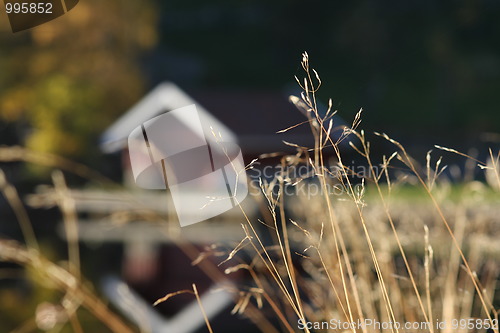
[100,82,237,153]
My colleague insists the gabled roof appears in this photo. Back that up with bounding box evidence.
[101,82,345,155]
[100,82,237,154]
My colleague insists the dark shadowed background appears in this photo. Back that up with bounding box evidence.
[1,0,500,165]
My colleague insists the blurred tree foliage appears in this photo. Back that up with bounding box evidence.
[1,0,499,162]
[0,0,157,161]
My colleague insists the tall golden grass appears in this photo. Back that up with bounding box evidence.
[200,52,500,332]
